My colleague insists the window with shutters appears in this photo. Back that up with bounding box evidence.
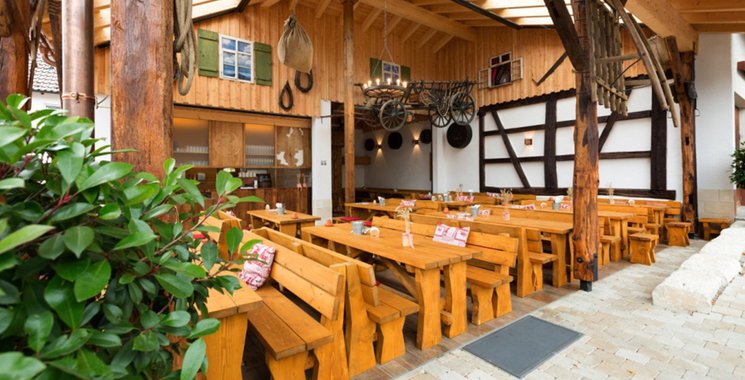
[220,35,254,83]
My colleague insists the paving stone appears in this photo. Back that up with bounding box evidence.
[615,348,650,365]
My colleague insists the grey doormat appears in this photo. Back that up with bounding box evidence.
[463,315,582,378]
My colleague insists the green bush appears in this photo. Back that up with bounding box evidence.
[0,95,261,379]
[731,141,745,188]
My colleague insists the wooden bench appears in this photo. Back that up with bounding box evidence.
[373,217,519,325]
[666,221,692,246]
[700,218,732,240]
[239,230,348,380]
[629,233,658,265]
[201,213,243,261]
[254,228,417,374]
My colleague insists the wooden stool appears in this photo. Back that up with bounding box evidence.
[629,233,658,265]
[666,221,691,246]
[700,218,732,240]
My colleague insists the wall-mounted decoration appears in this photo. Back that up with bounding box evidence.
[478,51,523,89]
[419,129,432,144]
[446,123,472,149]
[279,81,293,111]
[364,138,376,152]
[387,132,403,150]
[278,14,313,73]
[294,70,313,93]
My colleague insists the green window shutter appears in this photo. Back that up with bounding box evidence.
[370,58,382,81]
[198,29,219,78]
[254,42,273,86]
[401,65,411,81]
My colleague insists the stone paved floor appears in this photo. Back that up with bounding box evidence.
[398,241,745,380]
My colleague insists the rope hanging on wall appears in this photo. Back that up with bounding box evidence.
[174,0,197,96]
[279,81,294,110]
[294,70,313,93]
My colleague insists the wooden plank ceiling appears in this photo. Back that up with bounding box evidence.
[68,0,745,52]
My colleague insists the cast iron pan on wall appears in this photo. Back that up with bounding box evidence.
[388,132,403,150]
[446,123,472,149]
[419,128,432,144]
[364,138,376,151]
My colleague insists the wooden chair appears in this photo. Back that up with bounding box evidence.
[241,231,348,380]
[599,217,622,262]
[700,218,732,240]
[629,233,658,265]
[373,217,519,325]
[666,221,691,246]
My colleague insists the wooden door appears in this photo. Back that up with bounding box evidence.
[209,121,244,167]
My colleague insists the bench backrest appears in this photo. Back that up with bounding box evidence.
[201,215,243,261]
[414,200,441,211]
[241,230,344,321]
[472,195,498,205]
[485,206,574,224]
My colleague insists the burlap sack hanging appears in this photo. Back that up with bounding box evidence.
[277,14,313,73]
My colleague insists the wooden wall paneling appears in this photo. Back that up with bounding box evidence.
[209,120,245,167]
[650,91,667,191]
[544,98,558,190]
[491,111,530,188]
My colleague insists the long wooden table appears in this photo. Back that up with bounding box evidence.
[247,209,320,237]
[303,224,479,350]
[345,202,415,219]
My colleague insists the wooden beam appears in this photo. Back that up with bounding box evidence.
[448,0,522,29]
[386,16,403,35]
[0,0,29,101]
[543,0,586,72]
[674,0,745,12]
[650,92,667,191]
[315,0,332,18]
[358,0,477,41]
[598,112,619,152]
[344,0,355,204]
[361,8,380,32]
[416,29,438,48]
[432,34,453,53]
[261,0,281,8]
[111,0,173,177]
[534,52,568,86]
[62,0,95,120]
[625,0,698,52]
[691,24,745,32]
[683,11,745,24]
[492,111,530,188]
[544,99,558,190]
[401,22,420,42]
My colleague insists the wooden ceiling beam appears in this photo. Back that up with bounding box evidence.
[692,24,745,32]
[449,0,521,29]
[315,0,331,18]
[432,34,454,53]
[401,23,420,42]
[358,0,477,41]
[673,0,745,13]
[361,8,381,32]
[261,0,281,7]
[385,16,404,35]
[480,0,568,9]
[683,11,745,24]
[416,29,438,48]
[625,0,698,52]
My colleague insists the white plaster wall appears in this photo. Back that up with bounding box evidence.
[362,121,432,190]
[432,119,480,193]
[311,100,332,223]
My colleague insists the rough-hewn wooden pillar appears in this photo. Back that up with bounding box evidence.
[0,0,29,101]
[111,0,173,177]
[666,37,698,229]
[343,0,355,203]
[571,0,598,290]
[61,0,95,120]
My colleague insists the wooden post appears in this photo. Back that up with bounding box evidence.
[666,37,698,229]
[571,0,598,290]
[343,0,355,204]
[61,0,95,120]
[0,0,29,101]
[111,0,173,178]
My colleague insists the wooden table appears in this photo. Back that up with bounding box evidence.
[345,202,414,219]
[203,283,262,379]
[303,224,479,350]
[247,209,320,237]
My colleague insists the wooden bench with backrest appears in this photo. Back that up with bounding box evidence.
[373,217,519,324]
[414,199,442,213]
[252,228,417,373]
[237,230,348,379]
[598,203,661,237]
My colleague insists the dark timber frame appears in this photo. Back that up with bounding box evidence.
[478,88,675,200]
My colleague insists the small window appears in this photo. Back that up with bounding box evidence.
[489,52,514,87]
[382,60,401,83]
[220,35,254,83]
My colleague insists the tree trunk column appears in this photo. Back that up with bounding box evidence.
[572,0,599,290]
[0,0,29,101]
[61,0,95,120]
[343,0,355,204]
[111,0,173,178]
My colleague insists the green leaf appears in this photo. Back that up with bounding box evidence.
[49,203,95,223]
[154,273,194,299]
[0,224,54,255]
[43,276,84,328]
[200,242,218,271]
[140,310,160,329]
[89,331,122,348]
[0,252,19,272]
[102,304,123,323]
[98,203,121,220]
[6,94,29,109]
[162,311,191,328]
[24,310,54,353]
[216,170,241,196]
[38,235,66,260]
[164,261,206,279]
[180,338,206,380]
[63,226,94,257]
[142,204,174,220]
[51,256,90,281]
[188,318,220,339]
[177,178,204,207]
[113,231,156,250]
[55,142,85,185]
[0,279,20,304]
[123,184,160,206]
[0,352,46,380]
[164,158,176,175]
[0,308,13,334]
[0,126,27,146]
[77,162,132,191]
[132,331,160,352]
[237,195,265,204]
[76,349,112,378]
[0,177,23,190]
[239,239,262,253]
[226,227,242,255]
[40,329,91,359]
[73,260,111,301]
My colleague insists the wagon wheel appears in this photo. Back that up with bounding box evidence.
[450,92,476,126]
[362,107,379,128]
[428,105,451,128]
[379,99,407,131]
[419,89,434,107]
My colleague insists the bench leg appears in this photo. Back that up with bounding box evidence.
[266,351,308,380]
[203,314,247,380]
[611,240,622,262]
[469,284,495,325]
[345,313,376,377]
[602,243,611,267]
[531,263,544,292]
[314,340,348,380]
[443,262,468,338]
[703,223,711,240]
[375,317,406,364]
[493,283,512,317]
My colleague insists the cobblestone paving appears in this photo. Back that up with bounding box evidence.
[399,241,745,379]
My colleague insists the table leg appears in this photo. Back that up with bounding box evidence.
[621,221,629,259]
[414,268,442,350]
[278,223,298,237]
[203,313,248,379]
[250,215,263,230]
[443,262,467,338]
[550,233,568,288]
